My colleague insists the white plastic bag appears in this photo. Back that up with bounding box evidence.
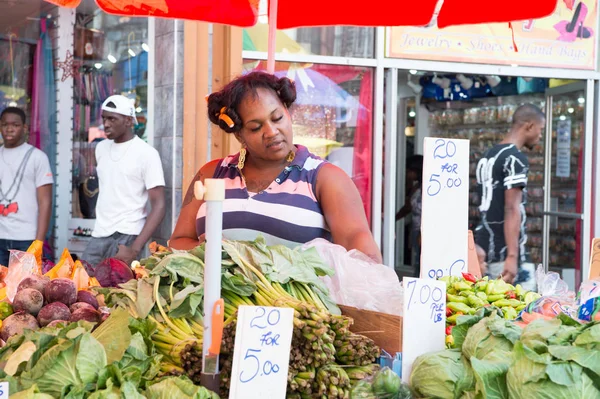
[301,239,403,316]
[5,250,38,302]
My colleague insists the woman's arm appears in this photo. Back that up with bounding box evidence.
[169,160,220,250]
[316,164,382,263]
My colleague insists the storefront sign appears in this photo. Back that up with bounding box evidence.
[229,306,294,399]
[420,137,470,279]
[556,119,572,178]
[386,0,598,70]
[402,277,446,383]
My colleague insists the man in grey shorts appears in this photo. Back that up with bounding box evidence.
[83,95,166,266]
[474,104,545,291]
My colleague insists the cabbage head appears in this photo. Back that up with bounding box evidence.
[507,318,600,399]
[410,349,475,399]
[462,314,522,361]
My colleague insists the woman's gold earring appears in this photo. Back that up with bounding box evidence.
[238,147,246,170]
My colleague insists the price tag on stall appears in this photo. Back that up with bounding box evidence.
[229,306,294,399]
[420,137,470,279]
[401,277,446,383]
[0,381,8,399]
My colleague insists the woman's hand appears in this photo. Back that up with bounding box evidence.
[316,164,382,264]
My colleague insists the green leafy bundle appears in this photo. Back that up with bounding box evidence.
[0,308,217,399]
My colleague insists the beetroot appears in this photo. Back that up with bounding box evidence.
[80,260,95,277]
[44,278,77,306]
[47,319,70,328]
[76,290,99,309]
[70,308,99,323]
[70,302,96,313]
[1,313,39,341]
[42,259,55,274]
[17,275,50,295]
[13,288,44,316]
[94,258,134,287]
[37,302,71,327]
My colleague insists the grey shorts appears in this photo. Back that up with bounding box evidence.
[488,261,537,292]
[82,232,138,267]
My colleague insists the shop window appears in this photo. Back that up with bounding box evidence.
[243,60,374,222]
[242,0,374,58]
[71,4,149,221]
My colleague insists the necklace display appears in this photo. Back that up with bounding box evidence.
[0,146,34,216]
[237,148,295,193]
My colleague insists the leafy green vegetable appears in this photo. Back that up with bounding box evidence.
[462,311,521,361]
[411,349,475,399]
[10,385,54,399]
[151,253,205,284]
[144,376,219,399]
[76,334,107,384]
[168,285,203,319]
[92,307,132,364]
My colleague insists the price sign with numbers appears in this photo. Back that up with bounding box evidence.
[229,306,294,399]
[402,277,446,383]
[421,137,470,279]
[0,381,7,399]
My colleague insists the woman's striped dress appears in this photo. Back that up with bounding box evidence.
[195,145,332,248]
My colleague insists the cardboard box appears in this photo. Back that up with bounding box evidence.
[339,305,402,355]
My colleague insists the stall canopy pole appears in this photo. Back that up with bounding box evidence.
[267,0,278,73]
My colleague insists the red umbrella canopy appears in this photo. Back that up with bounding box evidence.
[45,0,558,28]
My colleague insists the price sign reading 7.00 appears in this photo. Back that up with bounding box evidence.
[421,138,470,279]
[402,277,446,383]
[229,306,294,399]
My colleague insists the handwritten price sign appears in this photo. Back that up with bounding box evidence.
[0,382,7,399]
[421,137,469,279]
[402,277,446,383]
[229,306,294,399]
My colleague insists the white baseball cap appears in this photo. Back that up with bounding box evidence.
[101,95,138,124]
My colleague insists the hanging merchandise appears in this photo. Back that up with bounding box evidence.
[458,75,491,99]
[489,76,519,96]
[517,77,548,94]
[419,75,445,101]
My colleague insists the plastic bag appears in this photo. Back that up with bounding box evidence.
[350,366,412,399]
[576,278,600,321]
[4,250,39,302]
[302,239,403,316]
[517,265,577,324]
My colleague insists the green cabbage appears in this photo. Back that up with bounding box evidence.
[507,318,600,399]
[461,314,522,361]
[410,349,475,399]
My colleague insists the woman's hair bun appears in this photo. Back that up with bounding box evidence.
[206,92,242,133]
[276,77,296,108]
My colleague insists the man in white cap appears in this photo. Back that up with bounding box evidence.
[83,95,166,266]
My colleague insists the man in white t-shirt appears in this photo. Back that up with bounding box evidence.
[83,95,166,266]
[0,107,53,266]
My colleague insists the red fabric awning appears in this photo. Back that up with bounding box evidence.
[45,0,558,29]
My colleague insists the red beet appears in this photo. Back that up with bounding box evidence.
[17,275,50,295]
[13,288,44,316]
[76,290,99,309]
[42,259,55,275]
[70,302,96,313]
[94,258,134,287]
[37,302,71,327]
[46,319,70,328]
[44,278,77,306]
[70,308,99,323]
[80,260,95,277]
[1,313,39,341]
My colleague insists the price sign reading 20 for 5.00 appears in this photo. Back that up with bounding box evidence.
[229,306,294,399]
[420,137,469,279]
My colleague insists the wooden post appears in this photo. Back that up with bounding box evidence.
[182,23,243,195]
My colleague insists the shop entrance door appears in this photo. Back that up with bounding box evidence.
[542,82,589,289]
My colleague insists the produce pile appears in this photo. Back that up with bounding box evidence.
[443,273,541,347]
[98,237,382,398]
[350,367,412,399]
[0,307,217,398]
[411,306,600,399]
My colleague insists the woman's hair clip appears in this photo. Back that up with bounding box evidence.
[218,107,235,128]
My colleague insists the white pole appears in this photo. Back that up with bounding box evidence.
[199,179,225,375]
[267,0,278,73]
